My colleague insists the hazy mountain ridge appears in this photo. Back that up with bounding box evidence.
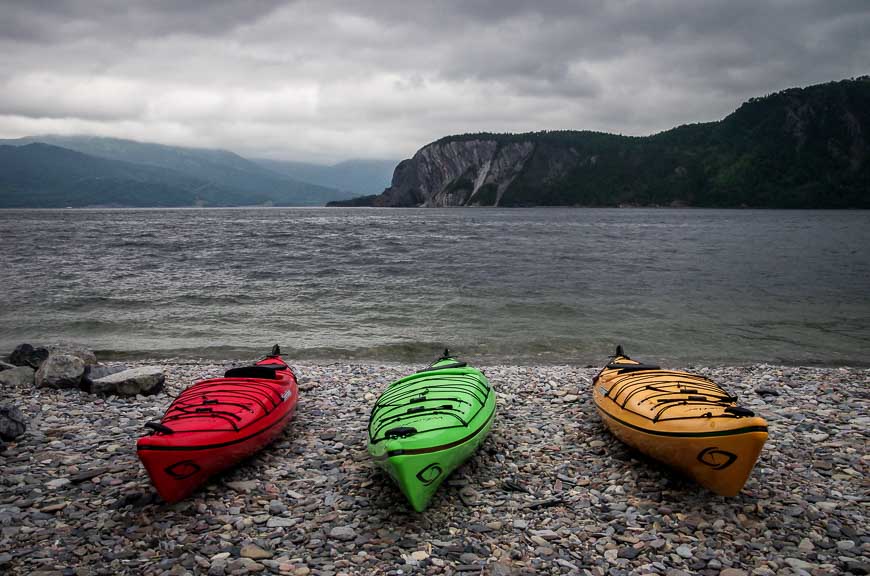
[254,158,398,197]
[0,136,357,207]
[0,143,242,208]
[330,77,870,208]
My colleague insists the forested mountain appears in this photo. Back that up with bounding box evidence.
[330,77,870,208]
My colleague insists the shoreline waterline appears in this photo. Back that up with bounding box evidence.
[91,348,870,369]
[4,341,869,369]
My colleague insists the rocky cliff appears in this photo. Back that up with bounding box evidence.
[369,139,535,207]
[330,76,870,208]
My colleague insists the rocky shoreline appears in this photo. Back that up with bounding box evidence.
[1,359,867,575]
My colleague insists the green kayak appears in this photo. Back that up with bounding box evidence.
[367,350,497,512]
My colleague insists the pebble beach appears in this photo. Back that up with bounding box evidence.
[1,361,868,576]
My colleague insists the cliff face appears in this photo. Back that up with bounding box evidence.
[334,77,870,208]
[373,139,536,207]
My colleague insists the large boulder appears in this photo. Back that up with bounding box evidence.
[9,343,49,369]
[91,367,165,397]
[0,405,26,441]
[46,343,97,366]
[0,366,36,388]
[35,354,85,389]
[81,364,129,392]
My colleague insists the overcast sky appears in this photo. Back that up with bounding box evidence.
[0,1,868,163]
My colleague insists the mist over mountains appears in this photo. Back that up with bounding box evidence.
[253,158,397,198]
[0,135,395,208]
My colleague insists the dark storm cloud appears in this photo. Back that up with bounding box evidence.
[0,0,867,161]
[0,0,287,42]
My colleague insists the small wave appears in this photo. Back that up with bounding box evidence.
[119,240,160,248]
[246,270,291,280]
[59,296,146,310]
[91,339,598,365]
[173,293,260,306]
[95,344,260,362]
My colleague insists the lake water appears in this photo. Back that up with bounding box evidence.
[0,207,868,366]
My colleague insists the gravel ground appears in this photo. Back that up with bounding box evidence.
[1,361,868,576]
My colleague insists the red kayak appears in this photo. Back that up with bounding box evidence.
[137,345,298,502]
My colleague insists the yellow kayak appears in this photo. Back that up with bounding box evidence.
[593,346,768,496]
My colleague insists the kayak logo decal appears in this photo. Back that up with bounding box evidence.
[281,389,292,401]
[416,463,443,485]
[696,447,737,470]
[165,460,201,480]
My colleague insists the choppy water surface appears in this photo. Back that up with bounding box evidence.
[1,207,868,365]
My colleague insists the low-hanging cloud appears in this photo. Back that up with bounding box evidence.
[0,0,868,162]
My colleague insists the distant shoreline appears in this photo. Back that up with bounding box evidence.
[2,205,869,211]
